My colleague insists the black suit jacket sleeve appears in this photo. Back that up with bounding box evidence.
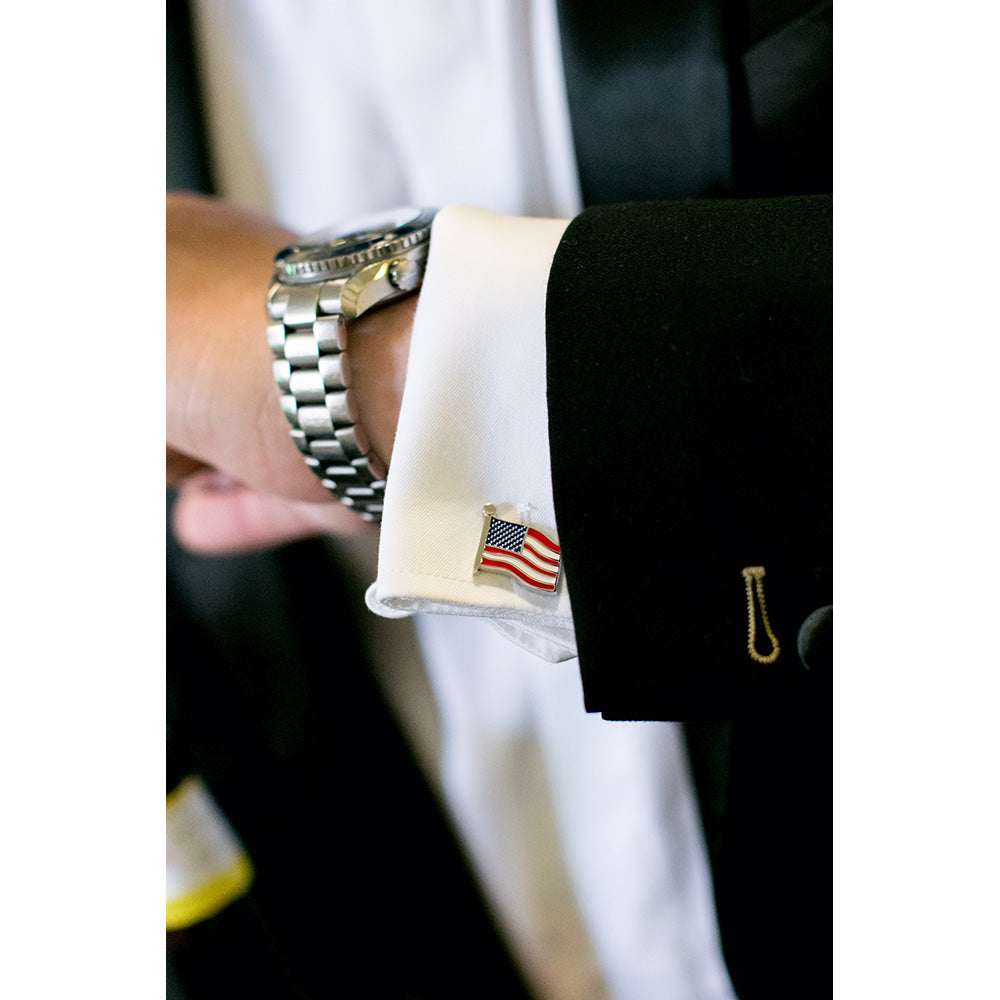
[545,196,832,996]
[545,193,832,722]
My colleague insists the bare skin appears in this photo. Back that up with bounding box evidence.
[166,192,415,553]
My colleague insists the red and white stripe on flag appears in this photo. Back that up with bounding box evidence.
[478,515,561,592]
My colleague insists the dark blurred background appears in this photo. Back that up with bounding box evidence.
[166,3,533,994]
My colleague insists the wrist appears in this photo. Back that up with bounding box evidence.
[265,207,434,522]
[344,293,417,479]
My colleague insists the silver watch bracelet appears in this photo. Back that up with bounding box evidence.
[266,278,385,523]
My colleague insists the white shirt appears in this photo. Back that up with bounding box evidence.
[192,3,736,998]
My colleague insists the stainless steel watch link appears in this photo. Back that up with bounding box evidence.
[265,208,436,523]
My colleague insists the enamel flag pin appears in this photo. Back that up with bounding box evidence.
[474,504,562,593]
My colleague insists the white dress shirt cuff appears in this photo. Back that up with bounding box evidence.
[365,204,577,663]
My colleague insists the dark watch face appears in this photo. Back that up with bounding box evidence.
[274,207,435,282]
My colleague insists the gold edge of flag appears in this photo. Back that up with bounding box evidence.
[473,503,496,575]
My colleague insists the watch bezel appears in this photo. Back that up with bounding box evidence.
[274,207,436,284]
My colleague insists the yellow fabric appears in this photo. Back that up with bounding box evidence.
[166,852,254,930]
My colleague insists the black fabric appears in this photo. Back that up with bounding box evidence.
[545,194,832,1000]
[166,511,536,999]
[715,702,831,999]
[684,709,831,1000]
[166,0,215,194]
[681,721,735,882]
[737,0,833,195]
[549,5,832,989]
[555,0,733,203]
[556,0,832,200]
[546,194,832,720]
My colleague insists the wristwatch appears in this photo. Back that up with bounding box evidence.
[265,207,436,523]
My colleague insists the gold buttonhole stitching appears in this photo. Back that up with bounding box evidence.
[741,566,780,664]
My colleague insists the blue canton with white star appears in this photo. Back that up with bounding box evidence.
[485,518,528,553]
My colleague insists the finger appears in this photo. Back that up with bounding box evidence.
[170,474,372,555]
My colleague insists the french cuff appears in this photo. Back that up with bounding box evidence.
[368,204,577,663]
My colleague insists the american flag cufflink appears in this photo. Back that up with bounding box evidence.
[474,504,562,593]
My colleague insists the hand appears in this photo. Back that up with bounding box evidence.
[166,193,414,553]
